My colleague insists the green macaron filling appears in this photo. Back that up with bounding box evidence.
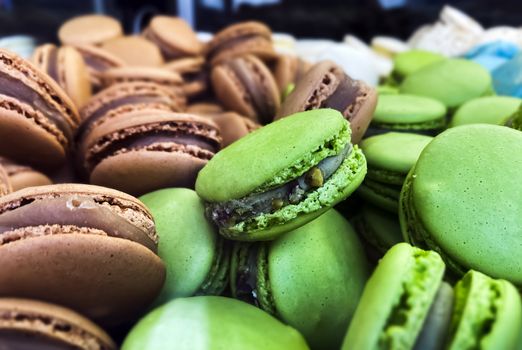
[366,168,405,186]
[370,118,446,133]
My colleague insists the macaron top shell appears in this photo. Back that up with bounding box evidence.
[268,209,369,349]
[58,14,123,45]
[392,50,445,79]
[100,36,164,67]
[373,94,447,125]
[0,298,116,349]
[361,132,433,174]
[405,124,522,284]
[145,16,202,57]
[450,96,522,127]
[196,109,349,202]
[400,59,492,109]
[122,296,310,350]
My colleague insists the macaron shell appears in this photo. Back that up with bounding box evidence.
[357,204,404,255]
[268,209,369,349]
[400,59,492,109]
[0,164,11,196]
[373,94,447,125]
[60,46,92,108]
[146,16,202,57]
[408,125,522,285]
[361,132,433,174]
[392,50,446,79]
[203,112,253,147]
[100,36,164,67]
[122,296,310,350]
[58,15,123,45]
[9,170,52,191]
[450,96,522,127]
[357,180,400,213]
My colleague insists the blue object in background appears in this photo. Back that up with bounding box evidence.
[492,52,522,97]
[464,41,520,72]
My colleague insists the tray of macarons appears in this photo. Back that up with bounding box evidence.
[0,5,520,349]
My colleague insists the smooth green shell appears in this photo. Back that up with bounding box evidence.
[196,109,350,202]
[401,125,522,286]
[122,296,310,350]
[358,204,404,254]
[268,209,370,349]
[139,188,227,304]
[400,59,492,109]
[450,96,522,127]
[372,94,447,127]
[341,243,445,350]
[393,50,446,79]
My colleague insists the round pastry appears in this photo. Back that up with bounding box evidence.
[100,36,164,67]
[390,50,445,83]
[450,96,522,127]
[58,14,123,46]
[0,156,52,191]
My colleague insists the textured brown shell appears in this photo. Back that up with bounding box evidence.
[100,36,164,67]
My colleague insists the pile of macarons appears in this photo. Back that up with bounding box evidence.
[0,7,521,350]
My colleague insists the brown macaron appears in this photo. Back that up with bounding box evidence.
[100,36,164,67]
[58,14,123,46]
[203,111,260,147]
[143,16,202,60]
[0,163,12,197]
[81,110,221,195]
[0,156,52,191]
[211,55,280,124]
[72,44,126,91]
[272,54,311,94]
[164,56,207,98]
[277,60,378,144]
[205,21,276,66]
[32,44,92,108]
[0,49,80,168]
[0,298,116,349]
[100,66,184,94]
[186,102,224,114]
[0,184,165,326]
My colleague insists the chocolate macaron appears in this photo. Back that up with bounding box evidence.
[32,43,92,108]
[0,49,79,168]
[211,55,280,124]
[58,14,123,46]
[0,298,116,349]
[100,36,164,67]
[0,163,12,197]
[272,54,311,95]
[81,110,221,195]
[0,156,52,191]
[277,60,377,144]
[205,21,276,66]
[0,184,165,325]
[100,66,184,94]
[164,56,207,98]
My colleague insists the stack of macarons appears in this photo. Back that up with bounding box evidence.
[0,8,522,350]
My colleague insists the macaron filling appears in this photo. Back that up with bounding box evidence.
[0,195,157,252]
[322,74,365,117]
[207,143,352,229]
[196,235,231,295]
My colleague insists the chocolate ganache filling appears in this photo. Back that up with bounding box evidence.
[207,143,352,229]
[322,73,361,117]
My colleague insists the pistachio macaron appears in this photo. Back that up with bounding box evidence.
[196,109,367,241]
[450,96,522,127]
[390,49,445,83]
[230,209,369,349]
[122,296,309,350]
[139,188,231,306]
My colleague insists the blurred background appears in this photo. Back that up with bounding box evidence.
[0,0,520,43]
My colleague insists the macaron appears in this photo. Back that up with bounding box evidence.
[272,54,311,95]
[506,103,522,130]
[211,55,280,124]
[342,243,522,349]
[100,36,164,67]
[32,43,92,108]
[81,110,221,196]
[203,111,260,147]
[0,49,79,168]
[0,163,12,196]
[277,61,378,144]
[0,298,117,349]
[0,156,52,191]
[143,15,202,59]
[186,101,224,114]
[58,14,123,46]
[122,296,310,350]
[450,96,522,127]
[72,44,126,91]
[139,188,230,306]
[390,49,445,83]
[100,66,184,93]
[358,132,433,213]
[205,21,276,66]
[400,59,493,110]
[196,109,367,241]
[163,56,207,98]
[371,36,410,57]
[369,94,447,135]
[230,209,369,349]
[400,124,522,286]
[0,184,165,325]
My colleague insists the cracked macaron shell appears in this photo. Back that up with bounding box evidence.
[0,49,79,168]
[122,296,310,350]
[400,59,493,109]
[450,96,522,127]
[341,243,445,350]
[400,124,522,286]
[267,209,370,349]
[139,188,230,305]
[0,183,165,325]
[0,298,116,350]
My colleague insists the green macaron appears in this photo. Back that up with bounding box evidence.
[358,132,433,213]
[391,50,446,83]
[400,59,493,110]
[505,103,522,130]
[230,209,369,349]
[400,124,522,286]
[369,94,447,135]
[121,296,310,350]
[196,108,367,241]
[139,188,230,305]
[450,96,522,127]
